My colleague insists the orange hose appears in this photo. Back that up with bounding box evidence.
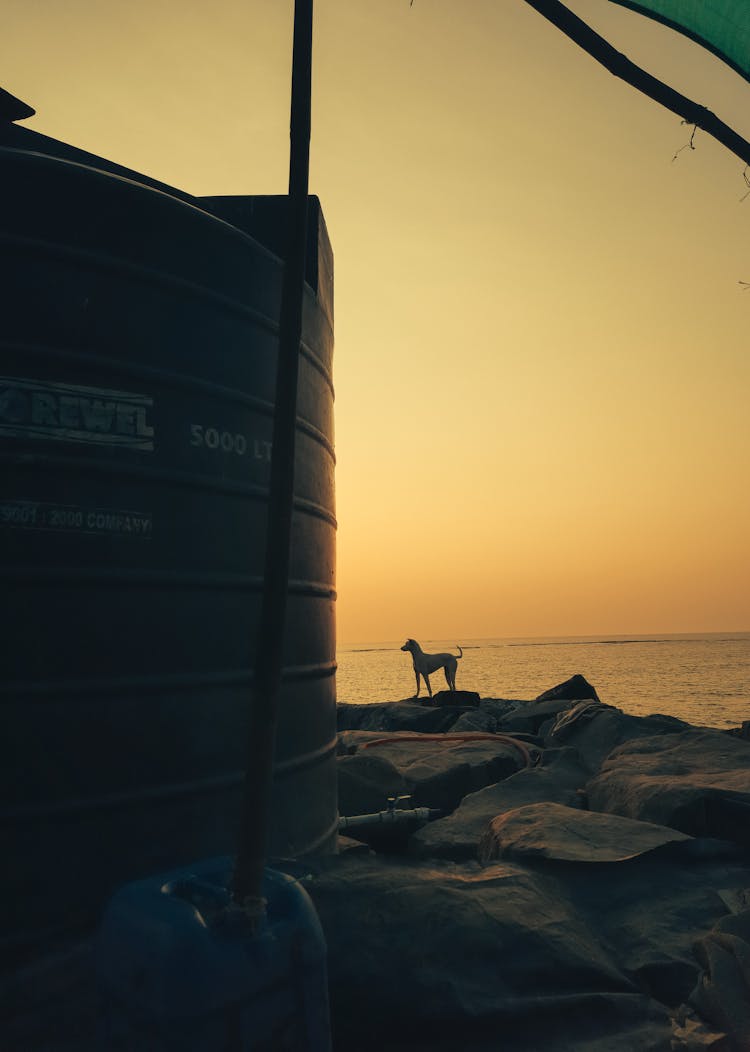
[360,733,532,767]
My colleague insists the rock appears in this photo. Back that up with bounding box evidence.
[497,696,582,735]
[546,702,691,774]
[303,853,673,1051]
[449,709,498,733]
[689,912,750,1051]
[727,720,750,742]
[429,689,481,707]
[586,729,750,845]
[717,887,750,915]
[359,736,529,814]
[713,905,750,942]
[479,801,693,864]
[479,697,525,721]
[337,752,408,816]
[336,834,374,856]
[546,850,750,1011]
[404,740,526,814]
[536,674,601,703]
[670,1004,730,1051]
[410,747,588,860]
[336,701,476,734]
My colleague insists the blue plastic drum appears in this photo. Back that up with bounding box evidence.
[96,857,331,1051]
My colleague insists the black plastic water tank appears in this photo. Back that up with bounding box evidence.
[0,137,337,951]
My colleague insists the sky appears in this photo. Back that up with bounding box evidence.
[5,0,750,643]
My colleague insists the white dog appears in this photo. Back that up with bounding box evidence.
[400,639,463,698]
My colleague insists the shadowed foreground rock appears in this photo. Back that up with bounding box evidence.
[304,854,674,1052]
[303,842,750,1050]
[689,905,750,1050]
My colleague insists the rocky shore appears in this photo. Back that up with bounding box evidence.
[5,678,749,1051]
[306,677,750,1051]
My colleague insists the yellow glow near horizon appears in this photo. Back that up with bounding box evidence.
[5,0,749,642]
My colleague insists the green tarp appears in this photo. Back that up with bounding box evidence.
[608,1,750,81]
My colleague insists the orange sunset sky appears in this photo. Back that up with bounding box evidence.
[6,0,750,643]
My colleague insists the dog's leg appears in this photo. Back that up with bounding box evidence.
[445,659,458,691]
[425,673,432,698]
[414,670,421,698]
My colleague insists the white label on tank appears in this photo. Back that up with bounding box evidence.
[0,499,153,538]
[190,423,272,462]
[0,377,154,451]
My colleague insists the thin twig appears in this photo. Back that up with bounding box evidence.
[672,122,697,162]
[741,167,750,203]
[522,0,750,168]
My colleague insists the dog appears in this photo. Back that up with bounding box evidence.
[400,639,463,699]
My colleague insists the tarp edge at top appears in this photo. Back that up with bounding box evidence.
[607,0,750,84]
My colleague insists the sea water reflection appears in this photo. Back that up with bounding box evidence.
[335,633,750,729]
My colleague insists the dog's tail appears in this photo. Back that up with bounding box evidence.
[456,645,463,660]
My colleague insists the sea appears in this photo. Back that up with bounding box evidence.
[335,633,750,730]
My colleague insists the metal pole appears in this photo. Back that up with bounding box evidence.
[232,0,314,917]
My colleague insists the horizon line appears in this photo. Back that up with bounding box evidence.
[337,629,750,649]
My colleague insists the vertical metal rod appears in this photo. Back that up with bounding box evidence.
[232,0,314,911]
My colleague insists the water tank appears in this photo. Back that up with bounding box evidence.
[0,131,337,953]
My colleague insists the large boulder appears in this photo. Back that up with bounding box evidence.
[429,689,481,707]
[497,696,583,735]
[337,701,476,734]
[449,709,498,733]
[479,698,526,721]
[559,853,750,1012]
[337,751,409,816]
[587,729,750,845]
[536,674,601,703]
[304,853,672,1051]
[410,747,588,860]
[546,702,692,774]
[479,801,692,864]
[359,736,529,814]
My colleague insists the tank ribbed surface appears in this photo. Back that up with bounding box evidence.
[0,147,337,949]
